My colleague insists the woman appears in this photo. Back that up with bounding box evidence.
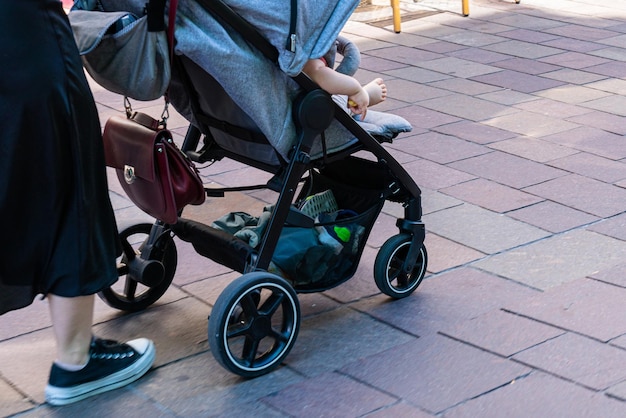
[0,0,155,405]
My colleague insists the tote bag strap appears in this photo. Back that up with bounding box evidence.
[163,0,178,108]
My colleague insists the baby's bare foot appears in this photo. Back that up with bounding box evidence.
[364,78,387,106]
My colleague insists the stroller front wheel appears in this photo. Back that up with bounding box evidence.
[374,234,427,298]
[208,272,300,378]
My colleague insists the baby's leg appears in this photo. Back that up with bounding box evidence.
[363,78,387,106]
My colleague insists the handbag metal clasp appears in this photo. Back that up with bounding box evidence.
[124,165,136,184]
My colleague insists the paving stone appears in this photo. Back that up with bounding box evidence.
[416,57,502,78]
[488,137,579,163]
[476,89,537,105]
[424,203,549,254]
[0,378,32,417]
[539,51,611,69]
[388,131,489,164]
[366,45,445,65]
[475,230,626,291]
[288,307,416,377]
[607,381,626,403]
[512,333,626,390]
[491,14,569,31]
[383,78,452,103]
[400,159,476,190]
[580,94,626,117]
[544,24,623,42]
[482,110,580,137]
[472,69,567,93]
[0,300,50,342]
[442,372,626,418]
[391,104,462,129]
[541,126,626,160]
[359,54,411,73]
[429,77,502,96]
[567,110,626,135]
[340,334,530,414]
[589,262,626,288]
[590,46,626,61]
[440,178,543,213]
[498,28,562,43]
[548,152,626,183]
[514,97,593,118]
[505,278,626,342]
[384,66,453,84]
[536,84,613,103]
[612,334,626,350]
[438,30,508,47]
[507,201,599,233]
[448,151,567,188]
[140,353,302,416]
[441,310,565,357]
[366,401,435,417]
[523,174,626,217]
[541,68,609,84]
[432,120,517,144]
[449,46,512,64]
[0,330,59,405]
[493,57,561,75]
[423,233,485,273]
[585,61,626,78]
[586,78,626,95]
[542,37,607,53]
[414,40,468,54]
[482,40,564,59]
[419,189,464,215]
[353,268,539,338]
[261,372,397,417]
[417,93,518,121]
[18,389,177,418]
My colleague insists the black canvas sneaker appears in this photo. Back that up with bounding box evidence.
[45,337,155,406]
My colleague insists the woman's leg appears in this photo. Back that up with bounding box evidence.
[48,294,94,367]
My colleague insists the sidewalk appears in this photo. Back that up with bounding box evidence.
[2,0,626,416]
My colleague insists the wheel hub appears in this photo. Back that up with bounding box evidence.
[249,315,272,339]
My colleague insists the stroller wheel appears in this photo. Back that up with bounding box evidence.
[208,272,300,378]
[374,234,427,299]
[99,223,177,312]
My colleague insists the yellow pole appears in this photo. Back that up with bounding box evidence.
[391,0,401,33]
[462,0,469,16]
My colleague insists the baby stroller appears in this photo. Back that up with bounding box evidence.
[94,0,427,377]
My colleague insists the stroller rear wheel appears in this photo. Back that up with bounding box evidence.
[208,272,300,378]
[99,223,177,311]
[374,234,427,298]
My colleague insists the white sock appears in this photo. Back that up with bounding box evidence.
[54,360,88,372]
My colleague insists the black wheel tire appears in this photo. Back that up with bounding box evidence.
[374,234,427,299]
[208,272,300,378]
[98,223,177,312]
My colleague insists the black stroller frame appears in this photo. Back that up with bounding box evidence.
[101,0,427,377]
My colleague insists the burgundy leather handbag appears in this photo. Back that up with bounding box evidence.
[102,112,205,224]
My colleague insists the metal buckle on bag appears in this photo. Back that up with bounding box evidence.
[124,164,136,184]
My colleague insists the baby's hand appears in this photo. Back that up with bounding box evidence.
[347,88,369,119]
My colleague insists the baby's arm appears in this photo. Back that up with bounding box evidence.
[303,59,369,115]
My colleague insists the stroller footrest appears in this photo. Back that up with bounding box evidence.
[171,218,255,273]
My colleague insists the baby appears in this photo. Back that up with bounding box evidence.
[302,36,387,119]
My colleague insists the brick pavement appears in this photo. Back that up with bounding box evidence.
[2,0,626,416]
